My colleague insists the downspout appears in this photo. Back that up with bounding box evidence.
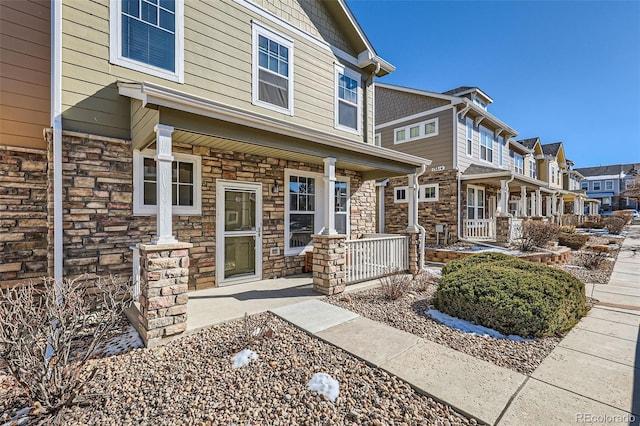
[413,164,428,271]
[52,0,63,283]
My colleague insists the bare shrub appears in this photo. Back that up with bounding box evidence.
[578,246,610,270]
[518,221,561,252]
[0,276,133,419]
[412,269,440,292]
[379,269,412,300]
[560,225,576,234]
[239,312,273,349]
[604,216,627,235]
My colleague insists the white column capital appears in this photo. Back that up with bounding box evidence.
[320,157,337,235]
[151,124,177,245]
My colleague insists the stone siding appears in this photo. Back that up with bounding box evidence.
[384,170,459,244]
[424,246,571,266]
[0,146,49,288]
[43,131,376,290]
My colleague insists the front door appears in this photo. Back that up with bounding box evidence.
[216,180,262,286]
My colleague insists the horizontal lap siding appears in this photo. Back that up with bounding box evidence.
[0,0,50,149]
[62,0,363,143]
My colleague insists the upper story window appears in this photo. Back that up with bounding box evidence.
[581,182,589,190]
[480,129,493,163]
[394,118,438,144]
[605,180,614,191]
[335,65,361,133]
[466,119,473,156]
[551,166,555,183]
[593,181,601,191]
[498,136,504,167]
[374,133,381,146]
[529,158,536,179]
[133,150,201,215]
[110,0,184,82]
[473,97,487,110]
[514,153,524,174]
[252,23,294,115]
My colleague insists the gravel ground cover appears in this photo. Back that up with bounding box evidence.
[556,234,622,284]
[1,313,475,425]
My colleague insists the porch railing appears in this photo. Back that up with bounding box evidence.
[463,219,496,240]
[510,218,523,241]
[345,235,409,284]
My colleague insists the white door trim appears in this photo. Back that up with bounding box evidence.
[216,179,263,286]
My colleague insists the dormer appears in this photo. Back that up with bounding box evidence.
[442,86,493,111]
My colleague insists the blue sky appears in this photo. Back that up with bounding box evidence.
[346,0,640,168]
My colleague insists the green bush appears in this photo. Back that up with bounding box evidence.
[435,253,587,338]
[558,233,590,250]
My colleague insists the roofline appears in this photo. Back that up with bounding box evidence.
[374,82,463,103]
[463,101,518,137]
[118,81,430,168]
[508,139,533,154]
[448,87,494,104]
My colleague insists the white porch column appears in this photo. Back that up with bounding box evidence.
[551,194,557,215]
[546,195,552,216]
[589,202,596,216]
[530,191,536,217]
[321,157,337,235]
[536,189,542,217]
[559,198,565,216]
[499,180,509,216]
[573,198,579,215]
[520,186,528,217]
[151,124,178,245]
[406,173,418,232]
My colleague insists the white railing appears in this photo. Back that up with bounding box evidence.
[510,218,523,241]
[463,219,496,240]
[131,245,141,301]
[345,235,409,284]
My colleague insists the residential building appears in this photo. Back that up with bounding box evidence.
[575,163,640,211]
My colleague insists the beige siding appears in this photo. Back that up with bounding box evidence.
[61,0,371,143]
[375,87,450,126]
[379,109,453,168]
[0,0,50,149]
[131,99,159,149]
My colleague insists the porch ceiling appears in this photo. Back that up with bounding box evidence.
[462,172,551,192]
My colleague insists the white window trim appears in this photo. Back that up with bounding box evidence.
[604,180,614,191]
[479,127,494,164]
[498,136,504,167]
[418,184,439,202]
[394,118,439,144]
[334,63,362,135]
[514,153,524,175]
[284,169,349,256]
[109,0,184,83]
[394,186,408,203]
[133,150,202,216]
[251,21,294,116]
[465,118,473,157]
[467,184,486,220]
[593,181,601,191]
[374,133,381,147]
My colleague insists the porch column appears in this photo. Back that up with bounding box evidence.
[520,186,528,217]
[589,202,596,216]
[559,198,565,216]
[406,173,418,232]
[546,196,552,217]
[536,189,542,217]
[499,180,509,216]
[573,198,579,215]
[530,191,536,217]
[321,157,337,235]
[152,124,178,245]
[551,194,557,215]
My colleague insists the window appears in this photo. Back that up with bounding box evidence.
[110,0,184,82]
[285,170,349,254]
[133,150,201,215]
[593,181,601,191]
[581,182,589,190]
[374,133,381,147]
[551,166,555,183]
[466,119,473,156]
[419,184,439,202]
[335,65,361,133]
[529,158,536,179]
[394,186,408,203]
[498,136,504,167]
[394,118,438,144]
[252,23,294,114]
[605,180,614,191]
[514,153,524,174]
[480,129,493,162]
[467,185,485,220]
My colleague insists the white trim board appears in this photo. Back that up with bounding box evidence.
[376,105,453,130]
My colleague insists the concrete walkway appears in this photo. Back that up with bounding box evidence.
[272,226,640,425]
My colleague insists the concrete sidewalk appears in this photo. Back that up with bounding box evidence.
[272,225,640,425]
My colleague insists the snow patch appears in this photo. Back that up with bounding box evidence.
[426,308,534,342]
[93,324,144,357]
[231,348,259,368]
[307,372,340,402]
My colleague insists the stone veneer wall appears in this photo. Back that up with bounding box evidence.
[45,131,377,290]
[424,246,571,266]
[384,170,459,243]
[0,146,49,288]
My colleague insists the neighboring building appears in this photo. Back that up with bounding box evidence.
[375,83,594,243]
[1,0,430,293]
[576,163,640,211]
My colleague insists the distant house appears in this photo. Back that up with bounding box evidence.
[575,164,640,211]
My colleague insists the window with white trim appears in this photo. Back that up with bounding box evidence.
[394,118,438,144]
[374,133,381,147]
[581,182,589,190]
[551,166,555,183]
[419,184,439,202]
[133,150,201,215]
[394,186,408,203]
[466,119,473,156]
[467,185,485,220]
[593,181,601,191]
[514,153,524,174]
[529,158,536,179]
[480,129,493,162]
[498,136,504,167]
[335,65,361,133]
[252,23,293,114]
[605,180,614,191]
[110,0,184,82]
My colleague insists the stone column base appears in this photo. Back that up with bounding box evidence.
[404,231,420,274]
[312,234,347,295]
[496,216,511,244]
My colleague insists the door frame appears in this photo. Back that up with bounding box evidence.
[216,179,263,286]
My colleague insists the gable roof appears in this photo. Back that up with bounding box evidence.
[517,137,540,150]
[575,163,636,177]
[462,164,507,176]
[541,142,562,156]
[442,86,493,103]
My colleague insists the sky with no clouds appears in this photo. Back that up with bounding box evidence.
[346,0,640,168]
